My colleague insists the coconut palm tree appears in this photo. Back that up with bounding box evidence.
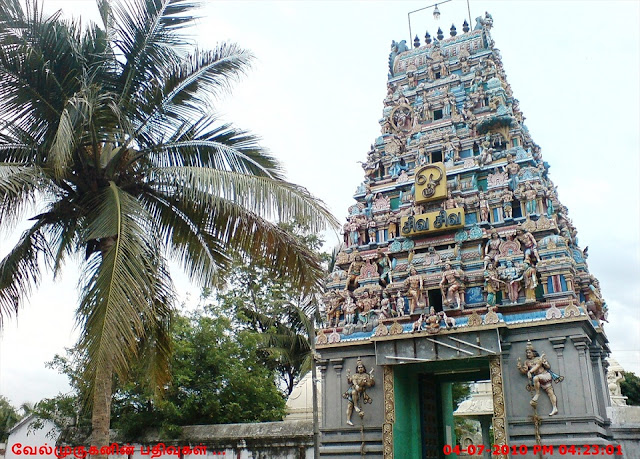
[0,0,336,451]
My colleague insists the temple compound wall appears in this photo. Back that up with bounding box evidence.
[316,13,637,459]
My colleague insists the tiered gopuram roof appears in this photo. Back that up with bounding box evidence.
[318,13,606,345]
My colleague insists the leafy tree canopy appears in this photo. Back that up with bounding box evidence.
[0,396,20,442]
[0,0,336,449]
[34,305,286,442]
[216,221,330,395]
[621,371,640,406]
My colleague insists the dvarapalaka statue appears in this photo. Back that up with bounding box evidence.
[517,341,564,416]
[343,358,375,425]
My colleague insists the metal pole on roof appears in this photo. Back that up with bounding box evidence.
[407,0,453,45]
[407,0,474,46]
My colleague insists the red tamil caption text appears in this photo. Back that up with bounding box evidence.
[11,443,226,457]
[444,444,623,456]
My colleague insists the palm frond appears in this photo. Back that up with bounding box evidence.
[133,44,253,139]
[112,0,198,107]
[77,182,171,389]
[139,190,230,286]
[135,261,173,395]
[149,168,334,290]
[43,207,84,278]
[49,92,92,178]
[0,220,49,325]
[150,166,338,233]
[0,141,38,163]
[0,3,86,147]
[0,164,49,233]
[0,0,25,24]
[141,119,283,178]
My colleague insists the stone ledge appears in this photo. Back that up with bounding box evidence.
[139,420,313,444]
[607,405,640,426]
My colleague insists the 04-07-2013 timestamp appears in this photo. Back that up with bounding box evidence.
[443,444,624,456]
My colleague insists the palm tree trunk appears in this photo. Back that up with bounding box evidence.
[90,360,113,459]
[91,236,117,458]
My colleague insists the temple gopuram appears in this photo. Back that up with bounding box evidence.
[316,13,625,459]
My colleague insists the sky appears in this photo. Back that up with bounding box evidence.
[0,0,638,408]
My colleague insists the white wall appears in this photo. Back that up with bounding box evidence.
[6,416,58,459]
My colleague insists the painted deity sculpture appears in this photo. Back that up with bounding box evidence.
[356,291,379,324]
[367,220,377,244]
[484,262,504,306]
[439,262,465,308]
[502,189,514,218]
[478,191,490,222]
[515,227,541,263]
[345,254,364,291]
[343,358,375,426]
[325,290,343,327]
[544,186,557,218]
[517,341,564,416]
[378,293,394,319]
[518,261,538,302]
[522,182,538,216]
[484,229,503,269]
[426,306,441,333]
[342,222,350,246]
[387,216,397,239]
[501,259,522,303]
[586,278,608,322]
[395,293,406,317]
[504,154,520,190]
[478,146,493,167]
[343,293,357,325]
[377,249,393,286]
[404,266,423,314]
[443,191,459,210]
[348,219,359,247]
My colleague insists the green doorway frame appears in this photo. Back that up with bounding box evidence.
[388,357,505,459]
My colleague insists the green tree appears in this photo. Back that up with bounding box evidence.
[218,223,328,395]
[113,305,286,439]
[36,305,287,442]
[451,383,474,446]
[0,396,20,442]
[621,371,640,406]
[0,0,336,452]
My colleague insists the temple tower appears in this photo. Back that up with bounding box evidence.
[317,13,617,459]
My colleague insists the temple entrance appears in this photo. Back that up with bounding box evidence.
[419,375,439,458]
[391,358,493,459]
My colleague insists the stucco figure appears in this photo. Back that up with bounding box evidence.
[345,254,364,291]
[510,260,537,302]
[516,227,541,263]
[501,259,522,303]
[404,266,423,314]
[325,290,343,327]
[478,191,490,222]
[342,293,356,325]
[395,294,406,317]
[377,249,393,286]
[517,342,564,416]
[484,229,502,269]
[343,358,375,426]
[440,262,465,308]
[484,262,504,306]
[425,306,441,333]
